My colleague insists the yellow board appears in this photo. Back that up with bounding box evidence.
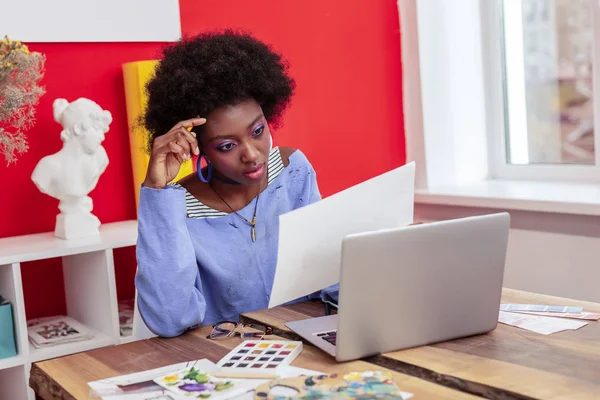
[122,60,193,208]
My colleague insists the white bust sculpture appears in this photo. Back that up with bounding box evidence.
[31,98,112,239]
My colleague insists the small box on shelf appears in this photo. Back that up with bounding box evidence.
[0,296,18,360]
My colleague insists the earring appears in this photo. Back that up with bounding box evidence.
[197,154,213,182]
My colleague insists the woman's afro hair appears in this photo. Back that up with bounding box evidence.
[142,30,296,150]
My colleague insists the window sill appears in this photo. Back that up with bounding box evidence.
[415,179,600,216]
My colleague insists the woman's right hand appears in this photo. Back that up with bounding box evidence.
[143,117,206,189]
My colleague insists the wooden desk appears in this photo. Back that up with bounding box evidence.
[240,289,600,400]
[30,325,475,399]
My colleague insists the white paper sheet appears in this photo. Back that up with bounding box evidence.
[269,162,415,308]
[88,359,208,399]
[88,359,329,400]
[498,311,589,335]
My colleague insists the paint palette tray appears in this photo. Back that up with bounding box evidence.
[217,340,303,373]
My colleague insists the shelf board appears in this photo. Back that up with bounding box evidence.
[119,335,136,345]
[29,332,116,363]
[0,355,26,371]
[0,220,138,264]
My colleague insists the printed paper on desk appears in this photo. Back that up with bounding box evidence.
[268,162,415,308]
[498,311,588,335]
[88,359,324,399]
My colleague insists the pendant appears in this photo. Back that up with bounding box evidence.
[251,225,256,242]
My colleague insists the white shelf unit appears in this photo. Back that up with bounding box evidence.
[0,220,138,400]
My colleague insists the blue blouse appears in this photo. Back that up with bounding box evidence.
[135,148,338,337]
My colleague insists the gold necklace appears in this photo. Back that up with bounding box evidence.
[211,184,260,242]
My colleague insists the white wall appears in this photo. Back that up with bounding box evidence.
[415,204,600,303]
[1,0,181,42]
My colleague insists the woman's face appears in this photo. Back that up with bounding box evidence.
[199,98,272,185]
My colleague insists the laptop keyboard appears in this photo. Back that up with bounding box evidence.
[316,330,337,346]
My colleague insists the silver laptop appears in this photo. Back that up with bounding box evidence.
[285,213,510,362]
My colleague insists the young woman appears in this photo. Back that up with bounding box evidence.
[135,30,338,337]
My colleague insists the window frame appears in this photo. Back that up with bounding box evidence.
[481,0,600,183]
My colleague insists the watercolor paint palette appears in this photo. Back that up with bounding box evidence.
[253,370,410,400]
[217,340,303,372]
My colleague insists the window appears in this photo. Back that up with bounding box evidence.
[402,0,600,189]
[504,0,594,165]
[485,0,600,181]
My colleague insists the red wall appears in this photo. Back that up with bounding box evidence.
[180,0,406,195]
[0,0,404,320]
[0,43,165,319]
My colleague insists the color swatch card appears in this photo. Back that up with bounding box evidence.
[515,311,600,321]
[500,304,583,313]
[217,340,302,373]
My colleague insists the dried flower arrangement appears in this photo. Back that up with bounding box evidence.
[0,35,45,165]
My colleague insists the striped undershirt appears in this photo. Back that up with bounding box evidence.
[170,147,284,219]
